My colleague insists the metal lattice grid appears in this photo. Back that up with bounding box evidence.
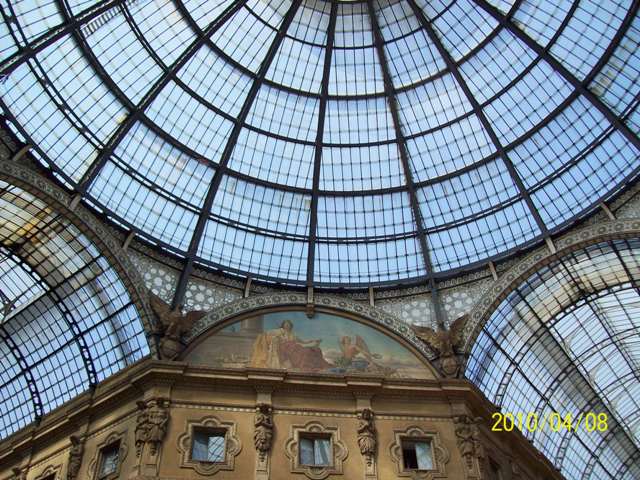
[0,0,638,301]
[0,179,149,440]
[466,238,640,480]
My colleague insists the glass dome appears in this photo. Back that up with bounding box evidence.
[0,0,638,287]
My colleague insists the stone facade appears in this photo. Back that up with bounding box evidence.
[0,358,561,480]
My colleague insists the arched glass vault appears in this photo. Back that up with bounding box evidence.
[466,238,640,480]
[0,178,150,440]
[0,0,638,297]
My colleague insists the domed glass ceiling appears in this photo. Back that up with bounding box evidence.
[0,0,639,287]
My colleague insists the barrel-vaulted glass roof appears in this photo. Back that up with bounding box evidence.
[0,0,638,288]
[0,179,149,439]
[467,239,640,480]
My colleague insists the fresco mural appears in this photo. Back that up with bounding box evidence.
[185,311,433,379]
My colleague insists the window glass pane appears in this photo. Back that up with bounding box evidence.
[191,432,208,461]
[207,435,226,462]
[300,437,315,465]
[402,442,418,469]
[192,430,225,462]
[415,441,433,470]
[315,438,332,466]
[99,443,119,477]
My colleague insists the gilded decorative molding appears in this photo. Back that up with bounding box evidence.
[388,426,450,480]
[186,293,438,360]
[35,465,61,480]
[176,415,242,476]
[284,420,348,480]
[463,219,640,354]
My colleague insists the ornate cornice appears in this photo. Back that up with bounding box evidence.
[463,218,640,355]
[0,159,158,352]
[186,292,438,360]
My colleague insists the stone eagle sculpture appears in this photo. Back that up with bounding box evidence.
[411,314,467,378]
[149,294,207,359]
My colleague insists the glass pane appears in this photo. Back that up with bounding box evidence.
[299,437,315,465]
[207,435,226,462]
[402,442,418,470]
[416,441,433,470]
[314,438,332,466]
[192,430,225,462]
[191,432,209,461]
[99,443,119,477]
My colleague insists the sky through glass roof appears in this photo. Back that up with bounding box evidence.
[466,238,640,480]
[0,0,638,288]
[0,179,149,440]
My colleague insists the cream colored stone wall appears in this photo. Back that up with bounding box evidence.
[0,360,560,480]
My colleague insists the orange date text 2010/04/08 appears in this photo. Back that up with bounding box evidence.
[490,412,609,433]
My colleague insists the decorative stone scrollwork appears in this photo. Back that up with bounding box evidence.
[284,421,348,480]
[135,397,170,457]
[177,415,242,476]
[254,403,274,462]
[357,408,377,479]
[66,435,85,480]
[35,465,61,480]
[389,426,450,479]
[454,415,485,479]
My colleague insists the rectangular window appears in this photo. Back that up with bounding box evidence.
[98,441,120,479]
[191,429,226,463]
[402,439,433,471]
[299,435,332,467]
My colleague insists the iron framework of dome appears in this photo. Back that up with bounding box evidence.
[0,0,639,297]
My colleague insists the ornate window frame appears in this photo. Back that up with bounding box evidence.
[177,415,242,476]
[389,426,449,479]
[87,431,128,480]
[34,465,61,480]
[284,421,348,480]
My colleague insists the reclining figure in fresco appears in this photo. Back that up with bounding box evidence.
[249,319,331,371]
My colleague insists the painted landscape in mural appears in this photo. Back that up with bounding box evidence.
[186,312,432,379]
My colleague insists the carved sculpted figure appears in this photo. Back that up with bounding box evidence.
[412,314,467,378]
[67,435,84,480]
[135,398,170,457]
[253,403,274,461]
[357,408,377,466]
[454,415,484,473]
[149,294,206,359]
